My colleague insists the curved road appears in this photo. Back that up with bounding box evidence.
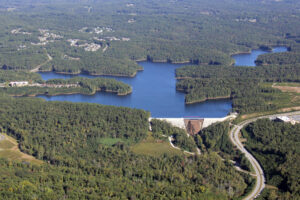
[230,111,300,200]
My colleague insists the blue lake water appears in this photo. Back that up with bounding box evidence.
[232,46,288,66]
[38,62,232,118]
[38,46,287,118]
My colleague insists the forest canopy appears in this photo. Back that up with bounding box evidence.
[243,119,300,199]
[176,63,300,114]
[0,0,300,75]
[0,97,248,199]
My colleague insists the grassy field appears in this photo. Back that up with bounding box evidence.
[97,137,125,146]
[131,133,183,157]
[263,82,300,106]
[273,82,300,87]
[0,134,43,165]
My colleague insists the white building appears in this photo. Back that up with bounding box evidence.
[276,116,299,125]
[9,81,29,87]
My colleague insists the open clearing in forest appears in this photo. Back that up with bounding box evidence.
[273,82,300,93]
[131,133,183,157]
[0,134,43,165]
[97,137,125,146]
[237,83,300,122]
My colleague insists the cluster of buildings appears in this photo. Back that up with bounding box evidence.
[79,27,113,34]
[67,39,101,52]
[128,19,136,23]
[83,43,102,52]
[11,26,128,52]
[32,29,63,46]
[11,28,63,46]
[126,3,135,7]
[67,35,130,52]
[76,26,131,51]
[17,45,27,51]
[235,18,257,23]
[93,36,130,42]
[11,28,31,35]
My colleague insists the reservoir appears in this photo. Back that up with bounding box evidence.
[38,62,232,118]
[232,46,287,66]
[38,46,287,117]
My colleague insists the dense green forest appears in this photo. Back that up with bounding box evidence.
[171,0,300,115]
[242,119,300,199]
[40,46,142,76]
[176,63,300,113]
[195,122,252,171]
[0,96,249,199]
[195,122,234,156]
[256,52,300,65]
[0,70,43,83]
[0,0,300,75]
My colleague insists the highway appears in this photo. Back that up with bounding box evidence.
[229,111,300,200]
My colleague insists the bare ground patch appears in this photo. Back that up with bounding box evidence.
[0,134,43,165]
[240,106,300,120]
[292,96,300,103]
[273,85,300,93]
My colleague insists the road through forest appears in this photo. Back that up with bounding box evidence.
[230,111,300,200]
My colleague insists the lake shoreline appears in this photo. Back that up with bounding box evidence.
[231,46,288,66]
[230,45,288,57]
[37,59,190,78]
[10,88,132,98]
[38,61,232,118]
[38,70,140,78]
[185,96,232,105]
[134,58,191,64]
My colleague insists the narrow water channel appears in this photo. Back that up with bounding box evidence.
[232,46,287,66]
